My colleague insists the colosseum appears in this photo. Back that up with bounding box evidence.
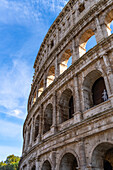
[19,0,113,169]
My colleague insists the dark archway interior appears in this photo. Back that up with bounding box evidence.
[91,143,113,170]
[31,165,36,170]
[43,104,53,134]
[69,96,74,119]
[34,116,39,141]
[59,89,74,123]
[104,160,112,170]
[59,153,78,170]
[92,77,108,106]
[41,160,51,170]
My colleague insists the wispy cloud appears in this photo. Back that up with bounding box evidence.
[0,146,22,161]
[0,0,68,25]
[0,58,32,119]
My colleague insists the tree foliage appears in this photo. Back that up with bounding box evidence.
[0,155,20,170]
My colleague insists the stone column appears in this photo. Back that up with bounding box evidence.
[72,38,77,63]
[103,54,113,106]
[95,16,105,43]
[30,120,33,146]
[51,92,57,133]
[25,129,28,151]
[78,139,87,170]
[103,54,113,94]
[55,56,59,78]
[52,151,56,170]
[27,162,30,170]
[73,76,82,123]
[36,158,40,170]
[39,104,43,141]
[44,72,47,90]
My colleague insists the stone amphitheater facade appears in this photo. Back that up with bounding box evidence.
[19,0,113,169]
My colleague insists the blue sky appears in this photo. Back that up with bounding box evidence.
[0,0,113,162]
[0,0,68,161]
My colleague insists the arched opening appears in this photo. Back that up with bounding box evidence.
[79,29,97,57]
[59,89,74,123]
[38,80,44,97]
[60,49,72,74]
[91,142,113,170]
[47,66,55,87]
[43,104,53,134]
[105,9,113,36]
[59,153,78,170]
[41,160,51,170]
[85,35,97,52]
[31,165,36,170]
[92,77,108,106]
[83,70,108,111]
[34,115,40,141]
[110,20,113,34]
[33,91,36,104]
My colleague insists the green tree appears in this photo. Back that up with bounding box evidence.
[0,155,20,170]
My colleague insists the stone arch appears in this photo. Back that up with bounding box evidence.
[91,142,113,170]
[59,152,79,170]
[83,70,108,111]
[60,49,72,74]
[43,103,53,134]
[59,88,74,123]
[34,115,40,141]
[47,66,55,87]
[105,9,113,36]
[38,80,44,97]
[79,29,97,57]
[41,160,52,170]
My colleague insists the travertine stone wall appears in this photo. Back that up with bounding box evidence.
[19,0,113,169]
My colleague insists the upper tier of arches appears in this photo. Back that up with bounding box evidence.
[29,0,113,111]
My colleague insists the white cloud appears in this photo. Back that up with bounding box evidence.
[0,0,41,25]
[0,146,22,161]
[0,0,68,25]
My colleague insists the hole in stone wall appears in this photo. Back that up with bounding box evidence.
[38,80,44,97]
[79,29,97,57]
[31,165,36,170]
[83,70,104,111]
[47,66,55,87]
[60,49,72,74]
[91,143,113,170]
[50,40,54,49]
[59,89,74,123]
[33,91,36,104]
[105,9,113,36]
[67,56,72,68]
[92,77,108,106]
[43,104,53,134]
[34,115,40,141]
[110,20,113,34]
[41,160,51,170]
[86,35,97,52]
[59,153,78,170]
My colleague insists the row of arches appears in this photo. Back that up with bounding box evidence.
[33,73,108,142]
[31,9,113,105]
[30,142,113,170]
